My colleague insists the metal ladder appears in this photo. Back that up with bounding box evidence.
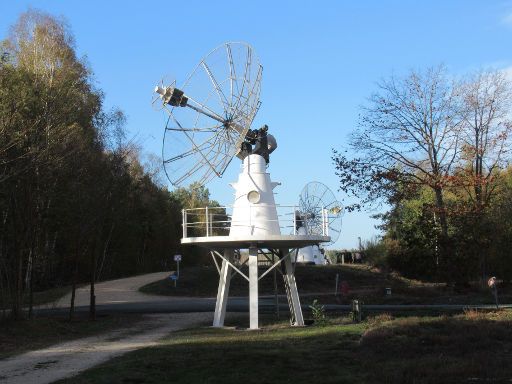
[283,269,296,325]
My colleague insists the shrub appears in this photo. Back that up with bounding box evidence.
[309,299,326,324]
[363,237,390,268]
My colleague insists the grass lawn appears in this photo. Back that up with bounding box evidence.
[0,314,143,359]
[57,309,512,384]
[140,264,511,306]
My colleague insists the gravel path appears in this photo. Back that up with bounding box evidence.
[0,312,212,384]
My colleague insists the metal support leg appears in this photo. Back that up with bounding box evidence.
[283,249,304,326]
[213,249,233,327]
[249,245,259,329]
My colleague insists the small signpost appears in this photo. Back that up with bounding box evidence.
[172,254,182,287]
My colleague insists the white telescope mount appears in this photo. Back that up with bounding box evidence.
[181,154,329,329]
[154,42,330,329]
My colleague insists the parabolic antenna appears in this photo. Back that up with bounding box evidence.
[151,76,175,111]
[154,42,263,186]
[298,182,343,245]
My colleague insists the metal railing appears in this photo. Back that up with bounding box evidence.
[181,205,329,238]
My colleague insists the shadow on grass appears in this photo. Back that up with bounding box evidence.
[0,314,143,359]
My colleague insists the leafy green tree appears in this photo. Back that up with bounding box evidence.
[0,10,186,320]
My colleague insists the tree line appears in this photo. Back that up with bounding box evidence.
[0,10,215,320]
[334,65,512,285]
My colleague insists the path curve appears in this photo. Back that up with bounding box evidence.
[45,271,173,310]
[0,312,211,384]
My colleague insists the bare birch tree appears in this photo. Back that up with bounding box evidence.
[457,69,512,209]
[334,66,461,238]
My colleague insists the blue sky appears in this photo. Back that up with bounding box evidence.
[2,1,512,249]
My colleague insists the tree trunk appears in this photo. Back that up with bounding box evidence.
[0,258,9,321]
[69,256,78,321]
[13,253,23,320]
[434,186,448,238]
[28,257,34,319]
[69,280,76,321]
[433,185,452,281]
[25,245,35,319]
[97,223,114,282]
[89,249,96,321]
[474,155,483,210]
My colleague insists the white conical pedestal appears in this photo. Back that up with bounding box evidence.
[229,154,281,237]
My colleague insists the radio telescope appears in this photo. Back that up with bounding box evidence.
[298,182,343,245]
[155,42,263,187]
[295,182,343,264]
[153,42,329,329]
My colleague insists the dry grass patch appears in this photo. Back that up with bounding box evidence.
[360,310,512,383]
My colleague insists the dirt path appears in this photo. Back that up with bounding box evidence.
[0,312,212,384]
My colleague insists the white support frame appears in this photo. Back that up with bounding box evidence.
[248,245,259,329]
[258,250,289,281]
[182,209,187,238]
[211,251,221,274]
[282,248,304,326]
[209,245,305,330]
[211,250,249,282]
[213,249,233,327]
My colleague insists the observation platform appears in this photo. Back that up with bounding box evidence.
[181,234,329,249]
[179,204,331,330]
